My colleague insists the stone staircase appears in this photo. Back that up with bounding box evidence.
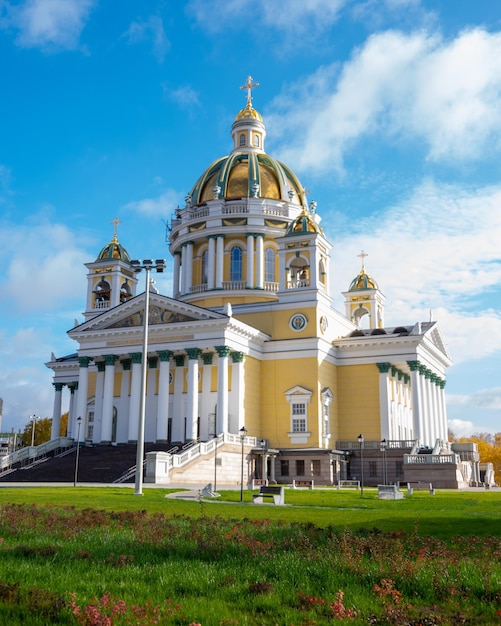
[0,444,174,484]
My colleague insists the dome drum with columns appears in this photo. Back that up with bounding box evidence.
[44,79,479,489]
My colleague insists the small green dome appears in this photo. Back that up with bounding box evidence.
[96,235,131,262]
[285,209,323,236]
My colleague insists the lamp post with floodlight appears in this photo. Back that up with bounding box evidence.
[29,414,40,447]
[240,426,248,502]
[358,434,364,496]
[130,258,166,496]
[380,438,388,485]
[74,416,82,487]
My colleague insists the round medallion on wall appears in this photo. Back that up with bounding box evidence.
[290,313,308,332]
[320,315,328,334]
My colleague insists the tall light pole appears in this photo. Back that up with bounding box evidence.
[131,259,166,496]
[358,433,364,497]
[74,416,82,487]
[29,415,40,447]
[380,438,387,485]
[240,426,248,502]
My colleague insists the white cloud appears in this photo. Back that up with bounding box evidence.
[123,15,169,63]
[8,0,95,50]
[330,180,501,364]
[0,215,90,313]
[166,85,201,108]
[268,28,501,173]
[448,388,501,411]
[447,418,478,438]
[122,189,182,218]
[188,0,347,38]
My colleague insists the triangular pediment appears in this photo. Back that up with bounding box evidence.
[70,293,227,335]
[422,322,451,361]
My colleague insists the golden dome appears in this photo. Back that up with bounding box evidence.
[235,103,263,122]
[348,269,379,291]
[285,209,323,236]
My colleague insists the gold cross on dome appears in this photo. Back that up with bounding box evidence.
[240,75,259,107]
[357,249,368,270]
[111,216,121,240]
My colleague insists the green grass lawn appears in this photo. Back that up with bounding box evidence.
[0,485,499,538]
[0,486,499,624]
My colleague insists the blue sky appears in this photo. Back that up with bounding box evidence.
[0,0,500,437]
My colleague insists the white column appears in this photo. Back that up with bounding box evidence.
[172,355,185,442]
[173,253,181,297]
[75,356,91,443]
[256,235,264,289]
[246,234,254,288]
[200,353,214,439]
[377,363,391,440]
[185,349,201,441]
[438,380,448,441]
[156,351,172,442]
[101,355,117,443]
[208,237,216,290]
[120,360,131,443]
[185,242,193,294]
[216,235,224,289]
[408,361,421,444]
[230,351,245,433]
[128,352,143,442]
[50,383,64,440]
[67,383,77,438]
[93,363,105,444]
[215,346,230,434]
[181,245,187,294]
[145,357,158,442]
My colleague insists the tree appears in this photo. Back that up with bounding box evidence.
[20,417,51,447]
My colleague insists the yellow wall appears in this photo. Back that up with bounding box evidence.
[336,364,381,440]
[236,305,318,340]
[243,355,261,437]
[318,357,338,443]
[259,356,320,448]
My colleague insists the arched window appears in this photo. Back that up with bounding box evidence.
[94,279,111,308]
[120,281,132,302]
[230,245,243,281]
[265,248,275,282]
[201,250,208,285]
[239,133,246,147]
[319,259,326,286]
[289,258,308,287]
[254,134,260,147]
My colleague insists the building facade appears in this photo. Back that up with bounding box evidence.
[46,78,457,486]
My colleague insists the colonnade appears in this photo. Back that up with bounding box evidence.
[377,361,447,447]
[174,234,266,296]
[51,348,246,445]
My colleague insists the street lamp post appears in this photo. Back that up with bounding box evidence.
[74,416,82,487]
[29,414,40,447]
[131,259,166,497]
[214,433,218,493]
[239,426,248,502]
[260,438,267,483]
[358,434,364,496]
[380,438,388,485]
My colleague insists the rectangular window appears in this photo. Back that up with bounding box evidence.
[296,460,305,476]
[311,460,321,476]
[369,461,378,478]
[292,403,306,432]
[280,460,289,477]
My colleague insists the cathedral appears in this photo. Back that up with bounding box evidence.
[46,78,476,489]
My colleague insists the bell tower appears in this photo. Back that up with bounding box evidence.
[343,251,385,329]
[83,218,138,321]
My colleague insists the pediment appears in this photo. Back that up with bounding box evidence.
[422,323,451,361]
[70,293,227,334]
